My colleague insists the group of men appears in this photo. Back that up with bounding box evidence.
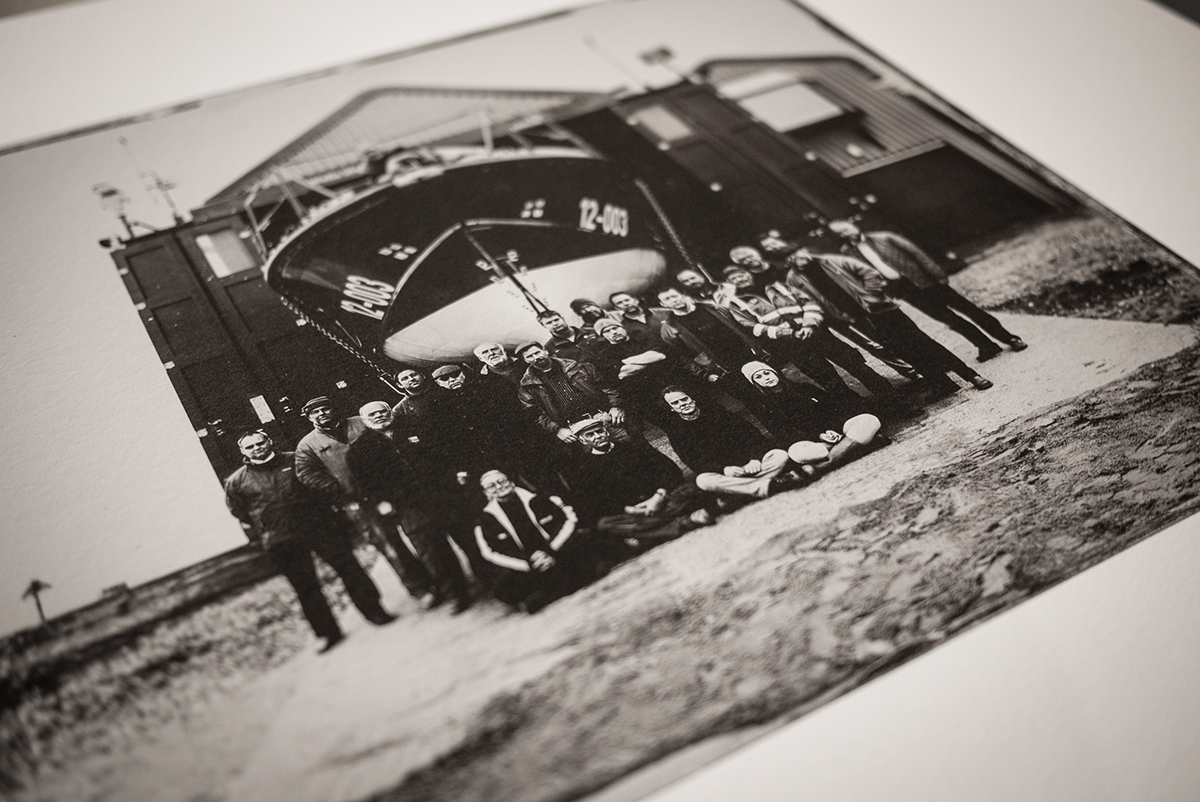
[224,220,1027,652]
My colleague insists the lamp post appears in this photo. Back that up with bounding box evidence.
[22,579,51,625]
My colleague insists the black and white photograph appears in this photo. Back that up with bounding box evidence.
[2,1,1199,800]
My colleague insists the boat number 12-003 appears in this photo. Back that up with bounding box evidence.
[341,275,396,320]
[578,198,629,237]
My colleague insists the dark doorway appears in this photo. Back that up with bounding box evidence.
[847,145,1054,257]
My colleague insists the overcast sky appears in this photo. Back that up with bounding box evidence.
[0,0,896,634]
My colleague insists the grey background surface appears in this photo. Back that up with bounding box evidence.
[0,1,1197,800]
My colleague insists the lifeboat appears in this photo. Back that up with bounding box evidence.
[264,146,688,368]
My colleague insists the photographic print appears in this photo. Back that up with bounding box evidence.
[2,1,1199,801]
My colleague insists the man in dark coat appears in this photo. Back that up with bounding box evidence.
[565,418,712,550]
[473,470,591,613]
[430,363,561,491]
[589,317,697,426]
[391,369,448,441]
[829,219,1026,361]
[473,341,527,386]
[609,291,670,347]
[347,402,472,613]
[657,388,804,500]
[675,268,718,301]
[538,310,602,365]
[225,431,394,651]
[656,386,772,475]
[786,248,994,397]
[515,343,629,444]
[656,287,778,419]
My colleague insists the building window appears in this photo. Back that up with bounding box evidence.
[735,82,845,133]
[626,105,694,145]
[194,228,258,278]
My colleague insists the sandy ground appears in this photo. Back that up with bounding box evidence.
[12,306,1195,802]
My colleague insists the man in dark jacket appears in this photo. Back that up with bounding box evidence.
[657,386,772,475]
[656,286,777,419]
[225,431,394,652]
[675,268,718,301]
[473,342,526,386]
[538,310,602,365]
[347,403,472,613]
[829,219,1026,361]
[609,291,670,347]
[431,363,561,491]
[473,469,591,612]
[786,248,994,396]
[515,343,628,444]
[655,387,807,501]
[391,369,447,441]
[589,317,696,426]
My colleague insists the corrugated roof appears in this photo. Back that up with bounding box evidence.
[207,86,604,204]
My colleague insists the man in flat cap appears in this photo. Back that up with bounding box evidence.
[294,396,370,505]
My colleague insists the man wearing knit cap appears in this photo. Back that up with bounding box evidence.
[569,298,618,328]
[590,317,694,426]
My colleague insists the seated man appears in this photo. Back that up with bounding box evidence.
[742,361,884,478]
[566,417,713,551]
[473,469,591,613]
[658,386,804,501]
